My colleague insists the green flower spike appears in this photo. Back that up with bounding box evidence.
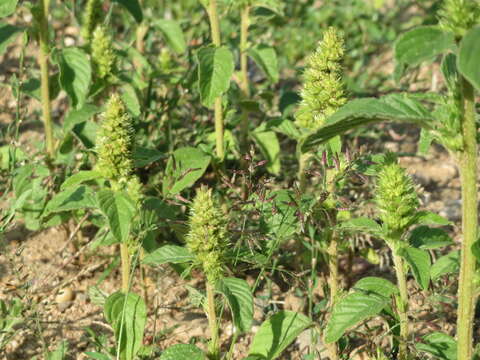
[96,94,135,191]
[81,0,103,44]
[375,154,419,237]
[91,26,116,80]
[186,186,228,284]
[295,27,346,131]
[439,0,480,38]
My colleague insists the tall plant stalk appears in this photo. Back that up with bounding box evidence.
[326,228,339,360]
[392,247,409,360]
[206,282,220,359]
[239,4,250,153]
[37,0,55,159]
[206,0,225,160]
[120,243,130,292]
[456,77,478,359]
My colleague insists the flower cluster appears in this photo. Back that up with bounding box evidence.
[375,154,419,237]
[439,0,480,38]
[81,0,103,43]
[96,94,136,193]
[91,26,116,80]
[186,186,228,284]
[295,27,346,131]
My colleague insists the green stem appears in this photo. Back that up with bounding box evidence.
[326,228,339,360]
[456,77,478,360]
[37,0,54,159]
[206,0,224,160]
[298,152,311,193]
[120,243,130,293]
[392,248,409,360]
[239,5,250,153]
[206,282,220,359]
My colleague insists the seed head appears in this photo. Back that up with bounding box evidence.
[375,154,419,237]
[186,186,228,284]
[295,27,346,131]
[96,94,135,189]
[81,0,103,44]
[92,26,116,80]
[439,0,480,38]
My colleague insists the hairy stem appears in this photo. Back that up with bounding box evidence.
[326,228,339,360]
[392,249,409,360]
[206,282,220,359]
[120,243,130,293]
[239,5,250,153]
[37,0,54,159]
[207,0,224,160]
[456,77,478,360]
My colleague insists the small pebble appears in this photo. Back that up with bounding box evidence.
[56,287,74,304]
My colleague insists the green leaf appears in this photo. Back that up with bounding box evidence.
[301,94,435,153]
[97,190,136,243]
[325,291,389,343]
[252,130,281,175]
[44,185,96,215]
[337,217,382,235]
[112,0,143,23]
[399,247,431,290]
[418,128,434,155]
[260,189,299,239]
[155,19,186,54]
[0,23,22,56]
[162,147,211,196]
[248,311,312,360]
[409,226,453,249]
[104,292,146,360]
[248,45,279,83]
[197,46,234,108]
[121,84,141,117]
[353,277,399,297]
[63,104,100,133]
[458,26,480,92]
[85,352,111,360]
[412,211,452,226]
[160,344,206,360]
[0,0,17,18]
[60,170,102,190]
[416,332,457,360]
[394,26,455,67]
[133,147,165,168]
[46,340,68,360]
[73,119,98,149]
[441,53,459,93]
[217,277,254,334]
[20,73,61,102]
[59,47,92,109]
[431,251,460,281]
[142,245,194,266]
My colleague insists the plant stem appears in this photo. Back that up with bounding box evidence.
[239,4,250,154]
[456,77,478,360]
[206,282,220,359]
[298,152,311,193]
[326,227,339,360]
[37,0,55,159]
[392,249,409,360]
[206,0,224,160]
[120,243,130,293]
